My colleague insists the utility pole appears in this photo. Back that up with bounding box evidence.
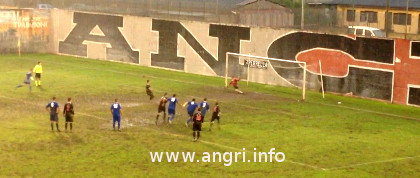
[301,0,304,29]
[216,0,219,15]
[385,0,389,37]
[405,0,409,39]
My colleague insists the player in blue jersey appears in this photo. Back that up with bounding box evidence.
[46,97,60,132]
[199,98,210,122]
[15,69,33,92]
[110,99,122,131]
[184,98,198,127]
[167,94,180,124]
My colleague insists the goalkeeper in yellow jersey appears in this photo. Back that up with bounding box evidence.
[33,61,43,87]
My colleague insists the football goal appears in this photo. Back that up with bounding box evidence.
[225,52,307,100]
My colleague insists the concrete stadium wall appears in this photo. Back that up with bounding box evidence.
[51,9,420,106]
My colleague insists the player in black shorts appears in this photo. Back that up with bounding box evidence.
[192,108,203,142]
[155,93,168,125]
[209,102,221,131]
[63,98,74,132]
[46,96,60,132]
[146,80,154,100]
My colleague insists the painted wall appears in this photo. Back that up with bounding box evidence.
[51,10,420,106]
[0,9,49,53]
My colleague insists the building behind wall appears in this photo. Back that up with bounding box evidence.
[234,0,294,28]
[307,0,420,37]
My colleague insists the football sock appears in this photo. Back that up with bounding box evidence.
[29,85,32,91]
[65,123,68,130]
[16,85,23,88]
[51,123,54,131]
[56,123,59,131]
[118,121,120,129]
[170,115,175,121]
[70,123,72,130]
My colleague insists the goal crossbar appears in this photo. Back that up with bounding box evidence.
[225,52,307,100]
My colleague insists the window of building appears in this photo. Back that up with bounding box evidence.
[393,13,411,25]
[356,29,363,35]
[365,30,373,37]
[360,11,378,23]
[347,10,355,22]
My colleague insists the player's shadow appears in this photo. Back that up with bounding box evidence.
[38,86,47,92]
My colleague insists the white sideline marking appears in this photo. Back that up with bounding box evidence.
[0,95,324,170]
[314,102,420,122]
[325,155,420,170]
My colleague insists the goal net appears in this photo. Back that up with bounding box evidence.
[225,52,307,100]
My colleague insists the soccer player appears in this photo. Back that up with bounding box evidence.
[184,98,198,126]
[63,98,74,132]
[145,80,154,100]
[199,98,210,122]
[209,102,221,131]
[33,61,43,87]
[230,76,243,94]
[46,96,60,132]
[192,108,204,142]
[167,94,180,124]
[155,93,168,125]
[110,99,122,131]
[15,69,32,92]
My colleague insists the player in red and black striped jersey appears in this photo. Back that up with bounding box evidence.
[209,102,221,131]
[63,98,74,132]
[146,80,154,100]
[192,108,204,142]
[155,93,168,125]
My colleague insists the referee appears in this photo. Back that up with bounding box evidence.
[33,61,43,87]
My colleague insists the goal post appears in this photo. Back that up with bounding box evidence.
[225,52,307,100]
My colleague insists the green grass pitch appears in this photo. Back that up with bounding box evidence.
[1,54,420,177]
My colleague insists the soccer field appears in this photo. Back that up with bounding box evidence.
[1,54,420,177]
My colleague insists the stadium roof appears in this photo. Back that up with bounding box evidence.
[306,0,420,9]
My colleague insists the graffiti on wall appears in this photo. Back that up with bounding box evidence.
[57,11,420,106]
[59,12,139,63]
